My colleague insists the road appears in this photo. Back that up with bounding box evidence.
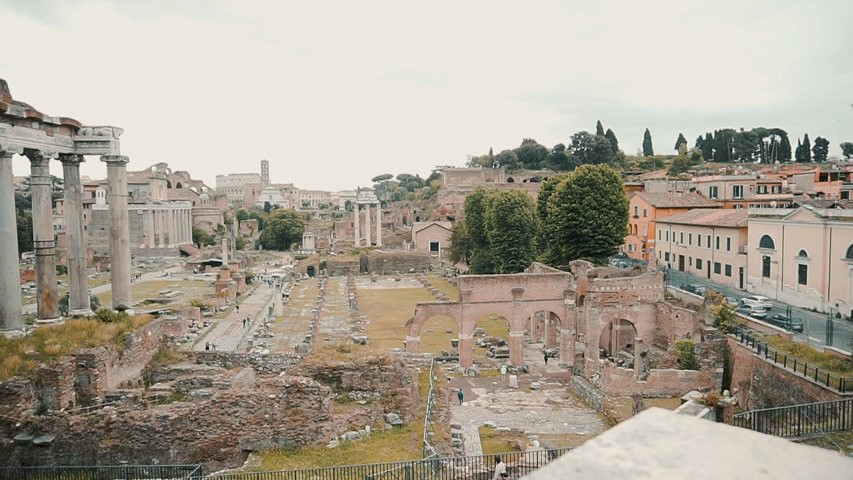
[666,268,853,352]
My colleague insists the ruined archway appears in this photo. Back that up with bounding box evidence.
[598,318,637,360]
[472,314,511,365]
[418,315,458,356]
[527,310,562,349]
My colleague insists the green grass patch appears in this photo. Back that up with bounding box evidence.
[764,335,853,376]
[0,315,152,380]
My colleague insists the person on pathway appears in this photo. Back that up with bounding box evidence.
[544,351,549,366]
[492,456,507,480]
[205,341,210,351]
[235,305,239,313]
[457,388,464,405]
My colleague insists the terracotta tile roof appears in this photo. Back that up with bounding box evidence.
[657,208,749,227]
[633,192,720,208]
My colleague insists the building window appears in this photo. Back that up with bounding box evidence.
[634,205,639,217]
[797,249,808,259]
[688,256,692,266]
[725,264,732,277]
[642,226,647,236]
[688,233,692,245]
[714,262,721,274]
[759,235,775,250]
[757,185,768,194]
[643,209,647,217]
[680,232,683,244]
[429,241,440,253]
[732,185,744,199]
[734,204,743,209]
[715,236,720,250]
[798,264,808,285]
[762,256,771,278]
[665,252,670,262]
[697,235,702,247]
[726,237,731,252]
[846,244,853,260]
[709,186,719,199]
[696,259,703,270]
[666,231,669,241]
[707,235,711,248]
[659,230,662,241]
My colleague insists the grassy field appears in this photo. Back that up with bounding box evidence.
[359,287,435,351]
[420,316,457,355]
[765,335,853,376]
[255,367,431,470]
[97,279,213,310]
[427,277,459,301]
[0,315,151,380]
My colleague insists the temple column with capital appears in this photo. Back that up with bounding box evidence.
[60,154,90,315]
[0,149,23,330]
[101,155,132,310]
[374,202,382,247]
[365,203,372,246]
[26,150,60,322]
[353,204,361,247]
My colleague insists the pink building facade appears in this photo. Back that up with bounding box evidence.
[747,206,853,315]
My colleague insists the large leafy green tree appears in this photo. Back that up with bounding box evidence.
[642,128,654,156]
[812,136,829,163]
[493,150,520,171]
[258,209,305,251]
[192,227,215,246]
[514,139,549,170]
[841,142,853,160]
[545,165,628,265]
[543,143,572,171]
[462,188,493,273]
[485,190,537,273]
[569,131,616,166]
[536,174,570,258]
[448,222,471,266]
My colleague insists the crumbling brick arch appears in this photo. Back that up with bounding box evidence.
[405,302,460,354]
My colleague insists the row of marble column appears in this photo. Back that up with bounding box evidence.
[144,206,192,248]
[0,149,131,331]
[353,202,381,247]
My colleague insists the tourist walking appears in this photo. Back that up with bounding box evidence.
[492,456,507,480]
[457,388,464,405]
[205,341,210,351]
[544,351,549,366]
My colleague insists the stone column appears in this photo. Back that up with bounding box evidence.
[353,204,361,247]
[459,333,474,368]
[60,154,90,315]
[26,150,60,322]
[365,203,372,246]
[168,207,175,247]
[146,209,155,247]
[0,148,23,331]
[374,202,382,247]
[101,155,132,311]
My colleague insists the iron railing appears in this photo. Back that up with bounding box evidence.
[202,449,570,480]
[732,398,853,438]
[422,357,440,459]
[733,327,853,393]
[0,464,202,480]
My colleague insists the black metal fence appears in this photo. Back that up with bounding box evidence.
[0,464,202,480]
[732,398,853,438]
[733,327,853,393]
[202,449,570,480]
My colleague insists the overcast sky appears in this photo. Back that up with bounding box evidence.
[2,0,852,191]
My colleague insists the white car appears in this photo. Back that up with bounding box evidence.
[740,295,772,311]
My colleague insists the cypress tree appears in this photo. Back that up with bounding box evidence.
[605,128,619,153]
[595,120,605,136]
[674,133,687,152]
[642,128,654,156]
[802,134,812,162]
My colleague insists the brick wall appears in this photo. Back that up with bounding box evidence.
[600,361,716,397]
[726,337,845,409]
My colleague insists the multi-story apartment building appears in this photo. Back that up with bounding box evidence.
[655,209,749,289]
[623,192,719,262]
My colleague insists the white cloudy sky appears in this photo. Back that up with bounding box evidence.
[1,0,852,190]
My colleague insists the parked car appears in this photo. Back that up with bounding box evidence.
[740,295,772,311]
[765,313,804,333]
[738,304,768,319]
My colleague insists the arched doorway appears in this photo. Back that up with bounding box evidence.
[598,319,637,361]
[306,265,316,277]
[419,315,458,356]
[528,310,561,349]
[472,315,510,364]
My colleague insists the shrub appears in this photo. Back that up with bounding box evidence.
[675,340,699,370]
[712,302,740,334]
[94,309,130,323]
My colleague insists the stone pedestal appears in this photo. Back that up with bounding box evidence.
[27,150,60,322]
[233,272,247,294]
[459,335,474,368]
[405,335,421,353]
[101,155,132,310]
[509,331,524,366]
[0,149,23,331]
[61,154,91,315]
[215,266,236,299]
